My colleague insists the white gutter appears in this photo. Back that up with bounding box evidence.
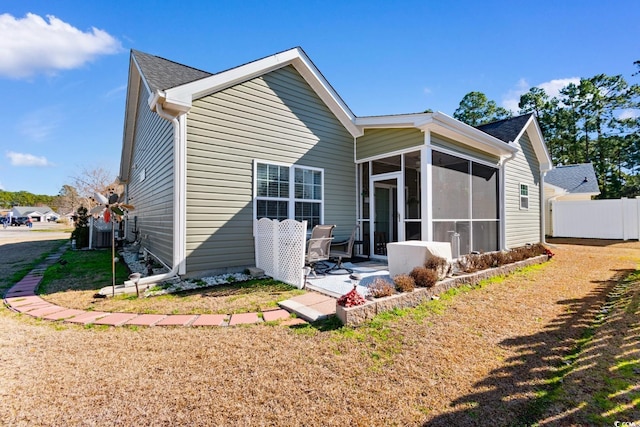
[132,102,187,286]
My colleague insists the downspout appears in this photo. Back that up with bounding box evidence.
[132,102,186,286]
[500,151,518,251]
[353,136,360,230]
[540,168,552,245]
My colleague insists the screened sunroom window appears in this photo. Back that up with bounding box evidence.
[432,150,500,254]
[255,162,323,230]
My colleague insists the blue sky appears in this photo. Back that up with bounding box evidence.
[1,0,639,196]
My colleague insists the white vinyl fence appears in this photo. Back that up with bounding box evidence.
[254,218,307,289]
[551,198,640,240]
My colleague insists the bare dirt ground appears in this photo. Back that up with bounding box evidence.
[1,234,639,426]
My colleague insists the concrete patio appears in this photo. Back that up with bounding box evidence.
[277,260,391,321]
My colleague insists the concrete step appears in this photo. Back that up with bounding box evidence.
[278,291,336,322]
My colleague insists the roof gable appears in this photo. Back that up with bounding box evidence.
[141,47,360,137]
[545,163,600,195]
[477,114,552,171]
[476,114,533,143]
[131,50,212,93]
[120,47,362,183]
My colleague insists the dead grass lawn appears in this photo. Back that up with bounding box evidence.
[2,238,639,425]
[37,249,304,315]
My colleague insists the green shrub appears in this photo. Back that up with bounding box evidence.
[70,206,90,248]
[393,274,416,292]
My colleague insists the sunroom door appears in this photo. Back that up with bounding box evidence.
[371,173,403,257]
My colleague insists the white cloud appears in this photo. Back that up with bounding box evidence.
[0,13,122,78]
[502,77,581,112]
[6,151,52,167]
[619,109,640,120]
[538,77,580,99]
[423,87,432,95]
[502,78,530,112]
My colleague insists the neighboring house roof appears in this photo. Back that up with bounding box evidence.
[544,163,600,195]
[476,113,553,172]
[11,206,57,217]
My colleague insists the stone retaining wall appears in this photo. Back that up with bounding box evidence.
[336,255,549,326]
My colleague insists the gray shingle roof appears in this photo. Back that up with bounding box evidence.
[131,50,212,92]
[545,163,600,194]
[12,206,54,216]
[476,113,533,143]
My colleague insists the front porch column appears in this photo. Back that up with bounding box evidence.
[421,130,432,241]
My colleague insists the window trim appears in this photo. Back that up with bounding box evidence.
[519,183,530,210]
[253,160,324,232]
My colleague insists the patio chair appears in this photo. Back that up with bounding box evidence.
[326,225,359,274]
[374,231,388,255]
[305,224,335,277]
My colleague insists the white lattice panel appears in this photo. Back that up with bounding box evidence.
[255,218,276,278]
[255,218,306,289]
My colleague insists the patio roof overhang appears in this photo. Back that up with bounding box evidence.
[355,112,518,159]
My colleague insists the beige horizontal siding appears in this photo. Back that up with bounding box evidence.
[505,131,541,248]
[126,83,174,266]
[356,128,423,160]
[431,133,501,164]
[185,65,355,275]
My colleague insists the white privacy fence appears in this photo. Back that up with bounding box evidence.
[254,218,307,289]
[551,198,640,240]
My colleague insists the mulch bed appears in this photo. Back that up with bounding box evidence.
[1,237,639,425]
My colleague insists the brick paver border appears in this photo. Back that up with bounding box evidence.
[2,247,315,328]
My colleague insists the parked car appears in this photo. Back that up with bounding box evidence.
[11,217,29,226]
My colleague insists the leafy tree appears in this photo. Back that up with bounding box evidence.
[517,71,640,199]
[519,87,560,159]
[0,190,55,209]
[458,66,640,198]
[453,91,512,126]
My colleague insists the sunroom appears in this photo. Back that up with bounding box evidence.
[354,112,519,259]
